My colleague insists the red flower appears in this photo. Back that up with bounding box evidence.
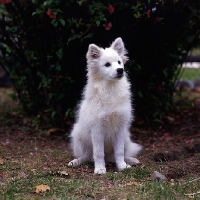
[0,0,12,4]
[146,10,150,18]
[47,8,56,19]
[103,22,112,30]
[108,5,114,14]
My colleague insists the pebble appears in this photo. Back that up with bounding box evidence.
[151,171,167,181]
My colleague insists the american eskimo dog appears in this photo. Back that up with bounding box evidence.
[68,38,142,174]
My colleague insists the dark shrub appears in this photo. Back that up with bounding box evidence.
[0,0,199,126]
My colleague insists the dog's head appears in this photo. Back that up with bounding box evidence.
[86,38,128,81]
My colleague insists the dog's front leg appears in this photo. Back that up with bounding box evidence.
[91,130,106,174]
[114,129,131,171]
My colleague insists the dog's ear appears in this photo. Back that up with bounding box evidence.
[111,38,129,63]
[87,44,101,60]
[111,38,125,56]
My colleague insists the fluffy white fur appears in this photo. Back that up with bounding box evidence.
[68,38,142,174]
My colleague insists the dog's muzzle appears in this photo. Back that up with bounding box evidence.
[116,68,124,78]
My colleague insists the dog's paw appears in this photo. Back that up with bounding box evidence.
[68,159,80,167]
[125,157,140,165]
[117,162,131,171]
[94,167,106,175]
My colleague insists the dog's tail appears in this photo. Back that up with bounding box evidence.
[125,137,142,157]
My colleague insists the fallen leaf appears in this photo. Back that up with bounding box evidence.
[0,158,3,164]
[50,170,70,177]
[11,160,18,163]
[126,181,139,186]
[58,171,69,177]
[185,191,200,198]
[185,195,194,199]
[35,184,50,193]
[46,128,64,136]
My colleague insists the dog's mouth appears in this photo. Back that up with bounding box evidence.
[115,74,124,79]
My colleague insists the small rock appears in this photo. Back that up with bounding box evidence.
[151,171,167,181]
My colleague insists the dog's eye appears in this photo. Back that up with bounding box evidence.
[105,62,111,67]
[118,61,121,64]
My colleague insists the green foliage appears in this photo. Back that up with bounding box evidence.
[0,0,200,126]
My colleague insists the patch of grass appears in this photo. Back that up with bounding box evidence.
[143,179,200,199]
[0,155,200,199]
[105,166,150,181]
[179,68,200,80]
[191,48,200,55]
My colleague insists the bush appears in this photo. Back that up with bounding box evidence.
[0,0,199,126]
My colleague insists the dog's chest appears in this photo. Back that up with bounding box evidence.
[98,106,131,128]
[88,92,131,122]
[105,111,123,126]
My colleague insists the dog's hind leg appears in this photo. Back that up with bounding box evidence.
[68,124,91,167]
[68,157,87,167]
[68,142,90,167]
[125,157,140,165]
[68,143,91,167]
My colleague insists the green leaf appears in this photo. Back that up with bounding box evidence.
[86,33,93,39]
[134,11,141,18]
[31,0,38,4]
[57,48,63,59]
[77,0,86,6]
[32,12,37,16]
[59,19,65,26]
[136,3,141,8]
[56,65,61,71]
[51,19,57,25]
[51,19,58,27]
[96,20,100,26]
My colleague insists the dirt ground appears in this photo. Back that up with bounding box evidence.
[0,100,200,181]
[135,102,200,180]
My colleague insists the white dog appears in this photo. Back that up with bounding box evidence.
[68,38,142,174]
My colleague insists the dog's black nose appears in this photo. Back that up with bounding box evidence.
[117,68,124,75]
